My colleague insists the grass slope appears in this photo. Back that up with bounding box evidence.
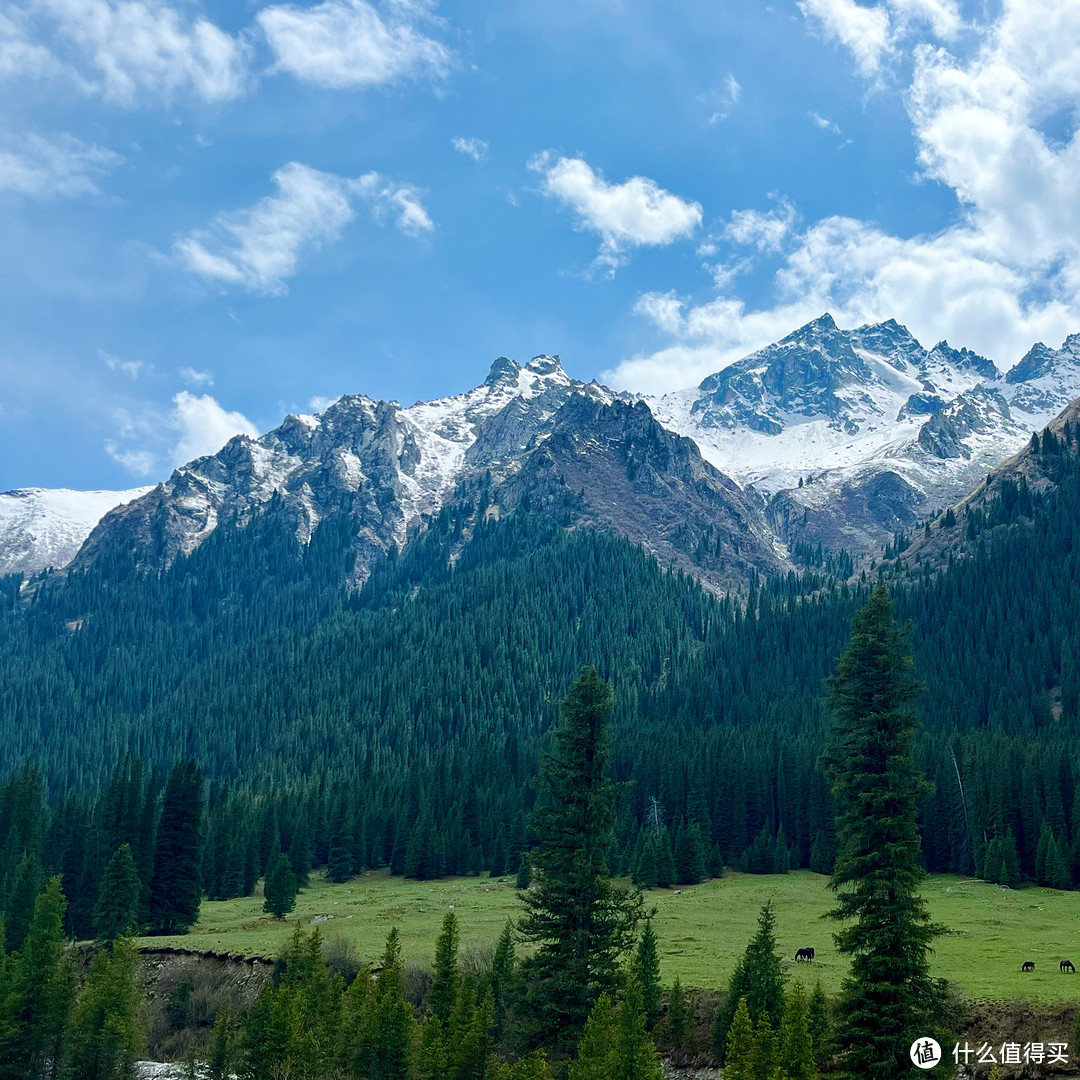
[147,870,1080,1003]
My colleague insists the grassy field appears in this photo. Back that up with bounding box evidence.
[145,870,1080,1003]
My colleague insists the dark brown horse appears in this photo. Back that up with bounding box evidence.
[1061,960,1075,973]
[1022,961,1036,972]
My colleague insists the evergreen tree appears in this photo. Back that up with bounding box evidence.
[93,844,141,944]
[807,983,830,1070]
[820,586,945,1079]
[517,668,643,1049]
[634,919,662,1029]
[0,877,75,1080]
[364,928,413,1080]
[262,851,298,919]
[615,978,664,1080]
[491,919,516,1039]
[149,761,204,935]
[4,852,43,954]
[515,856,531,891]
[778,980,816,1080]
[667,977,688,1050]
[288,823,312,888]
[725,998,756,1080]
[567,994,617,1080]
[206,1004,237,1080]
[712,902,786,1058]
[429,911,459,1024]
[752,1016,777,1080]
[64,937,142,1080]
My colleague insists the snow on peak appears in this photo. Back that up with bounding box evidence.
[0,486,153,577]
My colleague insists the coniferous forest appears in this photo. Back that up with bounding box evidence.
[0,427,1078,1073]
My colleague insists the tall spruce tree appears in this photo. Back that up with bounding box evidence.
[262,851,298,919]
[429,911,459,1024]
[93,844,141,943]
[516,667,643,1050]
[149,760,205,935]
[712,901,786,1059]
[820,586,945,1080]
[634,919,662,1029]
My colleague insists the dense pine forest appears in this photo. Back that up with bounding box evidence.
[0,430,1078,942]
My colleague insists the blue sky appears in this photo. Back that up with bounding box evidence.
[2,0,1079,489]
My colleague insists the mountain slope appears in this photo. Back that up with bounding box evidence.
[650,315,1080,553]
[71,359,786,590]
[0,486,152,577]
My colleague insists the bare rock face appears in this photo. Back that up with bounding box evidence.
[68,361,784,592]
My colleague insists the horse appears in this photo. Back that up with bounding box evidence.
[795,947,815,962]
[1061,959,1075,973]
[1022,961,1036,972]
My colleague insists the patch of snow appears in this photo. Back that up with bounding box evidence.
[0,486,153,576]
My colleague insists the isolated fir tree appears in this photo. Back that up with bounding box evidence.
[94,843,141,943]
[724,998,756,1080]
[666,977,689,1050]
[634,919,662,1029]
[517,667,643,1049]
[492,918,516,1038]
[263,851,298,919]
[712,901,786,1058]
[778,980,816,1080]
[807,982,830,1069]
[820,585,945,1080]
[149,760,204,935]
[429,911,459,1023]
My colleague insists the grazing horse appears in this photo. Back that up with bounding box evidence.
[795,947,815,962]
[1062,959,1076,973]
[1022,961,1036,972]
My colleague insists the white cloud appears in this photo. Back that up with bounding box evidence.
[699,73,742,124]
[1,0,247,104]
[0,132,121,198]
[809,111,842,133]
[452,136,487,161]
[723,199,798,253]
[529,153,702,271]
[257,0,450,89]
[352,171,434,235]
[173,162,432,295]
[798,0,893,79]
[106,390,259,475]
[888,0,961,40]
[171,390,258,464]
[179,366,214,386]
[606,1,1080,397]
[100,348,142,379]
[308,394,339,411]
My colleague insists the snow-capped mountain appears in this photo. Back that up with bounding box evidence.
[649,315,1080,552]
[0,486,152,577]
[8,318,1080,588]
[72,355,787,591]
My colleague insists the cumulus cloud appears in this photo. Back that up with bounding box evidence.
[529,153,702,271]
[798,0,893,79]
[107,390,259,476]
[0,132,121,198]
[257,0,450,89]
[0,0,247,104]
[173,162,433,295]
[451,136,487,161]
[604,1,1080,397]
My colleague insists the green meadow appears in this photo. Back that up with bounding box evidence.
[146,870,1080,1004]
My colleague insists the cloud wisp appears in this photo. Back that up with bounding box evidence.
[529,153,703,272]
[0,132,122,198]
[173,162,433,294]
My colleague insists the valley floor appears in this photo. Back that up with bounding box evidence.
[146,870,1080,1004]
